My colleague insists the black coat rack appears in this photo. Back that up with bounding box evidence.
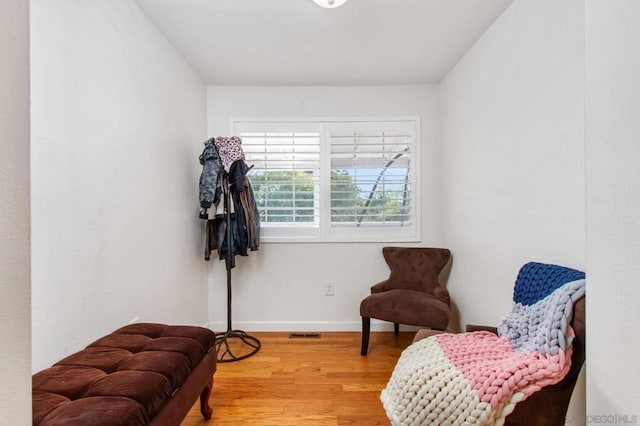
[214,173,261,363]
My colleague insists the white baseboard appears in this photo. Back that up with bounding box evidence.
[205,320,421,333]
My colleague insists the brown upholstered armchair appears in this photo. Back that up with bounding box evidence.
[359,247,452,356]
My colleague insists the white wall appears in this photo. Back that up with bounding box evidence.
[439,0,585,424]
[206,85,441,332]
[30,0,208,372]
[585,0,640,419]
[440,0,585,328]
[0,0,31,423]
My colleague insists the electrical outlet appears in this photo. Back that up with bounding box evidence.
[324,281,335,296]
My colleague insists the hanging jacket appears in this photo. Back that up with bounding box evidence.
[229,160,260,251]
[199,138,222,209]
[241,178,261,251]
[229,159,250,193]
[212,174,247,268]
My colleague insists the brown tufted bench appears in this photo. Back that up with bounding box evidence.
[32,323,217,425]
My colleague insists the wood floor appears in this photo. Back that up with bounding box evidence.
[181,331,414,425]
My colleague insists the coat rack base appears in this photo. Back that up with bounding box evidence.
[215,329,261,363]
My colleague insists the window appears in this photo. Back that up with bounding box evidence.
[233,118,419,242]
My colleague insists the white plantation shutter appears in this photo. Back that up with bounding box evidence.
[239,124,321,226]
[329,121,415,228]
[232,118,419,242]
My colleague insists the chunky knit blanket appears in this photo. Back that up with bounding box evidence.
[381,262,585,426]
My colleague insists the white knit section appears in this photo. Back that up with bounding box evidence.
[381,337,523,425]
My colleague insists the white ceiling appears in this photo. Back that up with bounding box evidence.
[134,0,514,86]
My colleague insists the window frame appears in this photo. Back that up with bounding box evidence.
[231,117,421,243]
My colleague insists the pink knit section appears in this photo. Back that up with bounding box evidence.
[435,331,572,410]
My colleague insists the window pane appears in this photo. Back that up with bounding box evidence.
[242,132,320,225]
[330,129,413,227]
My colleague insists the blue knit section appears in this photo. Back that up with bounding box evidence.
[513,262,585,306]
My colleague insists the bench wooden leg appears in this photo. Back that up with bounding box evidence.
[200,377,214,420]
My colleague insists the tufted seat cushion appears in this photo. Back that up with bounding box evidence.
[32,323,216,426]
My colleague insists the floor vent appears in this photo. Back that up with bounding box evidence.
[289,333,321,338]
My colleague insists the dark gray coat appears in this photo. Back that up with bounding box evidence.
[199,138,222,208]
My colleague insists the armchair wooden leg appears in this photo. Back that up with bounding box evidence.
[394,323,399,336]
[361,317,371,356]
